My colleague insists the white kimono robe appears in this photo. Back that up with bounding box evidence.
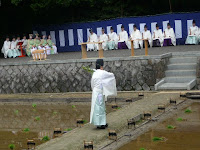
[118,30,129,47]
[152,29,164,46]
[87,33,99,51]
[185,26,199,45]
[99,33,108,50]
[143,30,152,47]
[1,41,11,58]
[107,32,118,50]
[129,29,143,49]
[22,39,28,48]
[9,41,20,58]
[90,69,117,126]
[164,28,176,46]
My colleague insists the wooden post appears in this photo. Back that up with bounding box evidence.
[98,43,104,58]
[145,40,148,56]
[131,40,134,56]
[81,44,87,59]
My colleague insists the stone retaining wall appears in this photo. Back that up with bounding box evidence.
[0,54,171,93]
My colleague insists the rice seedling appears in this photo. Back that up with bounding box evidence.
[35,116,40,121]
[14,110,19,115]
[72,105,76,108]
[64,128,72,131]
[139,148,146,150]
[167,125,176,129]
[32,103,37,108]
[152,136,163,142]
[42,136,50,142]
[185,109,192,113]
[23,128,30,132]
[83,120,87,124]
[8,144,15,150]
[176,117,183,121]
[53,111,58,115]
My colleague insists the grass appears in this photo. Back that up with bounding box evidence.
[64,128,72,131]
[42,136,50,142]
[152,137,163,142]
[185,109,192,113]
[176,117,183,121]
[72,105,76,108]
[8,144,15,150]
[32,103,37,108]
[14,110,19,115]
[167,125,176,129]
[139,148,146,150]
[35,116,40,121]
[23,128,30,132]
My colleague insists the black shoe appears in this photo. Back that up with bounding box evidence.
[97,125,106,129]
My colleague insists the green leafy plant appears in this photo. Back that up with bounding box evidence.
[14,110,19,115]
[42,136,50,142]
[32,103,37,108]
[35,116,40,121]
[8,144,15,150]
[185,109,192,113]
[72,105,76,108]
[140,148,146,150]
[83,120,87,124]
[23,128,30,132]
[82,66,95,74]
[116,107,120,109]
[152,137,163,142]
[53,111,58,115]
[64,128,72,131]
[167,125,176,129]
[176,117,183,121]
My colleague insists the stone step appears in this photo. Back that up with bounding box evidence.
[165,70,196,77]
[167,63,197,70]
[164,77,196,83]
[158,83,189,90]
[169,57,197,64]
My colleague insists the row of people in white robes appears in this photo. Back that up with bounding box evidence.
[30,44,53,58]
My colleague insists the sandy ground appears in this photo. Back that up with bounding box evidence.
[34,91,187,150]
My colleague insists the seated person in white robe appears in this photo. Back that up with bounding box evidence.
[90,59,117,129]
[1,36,11,58]
[118,25,129,49]
[152,24,164,47]
[87,29,99,51]
[107,26,118,50]
[99,28,108,50]
[163,23,176,46]
[185,20,199,45]
[8,37,20,58]
[129,25,143,49]
[142,25,152,48]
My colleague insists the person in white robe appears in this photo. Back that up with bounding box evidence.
[107,27,118,50]
[129,25,143,49]
[142,25,152,48]
[90,59,117,129]
[8,37,20,58]
[1,37,11,58]
[87,29,99,51]
[22,35,28,48]
[118,25,129,49]
[152,24,164,47]
[185,20,199,45]
[99,28,108,50]
[163,23,176,46]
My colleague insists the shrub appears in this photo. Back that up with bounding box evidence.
[8,144,15,150]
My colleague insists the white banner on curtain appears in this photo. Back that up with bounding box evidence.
[68,29,74,46]
[87,28,91,39]
[97,27,102,36]
[140,23,146,32]
[50,31,56,44]
[175,20,182,39]
[151,22,157,33]
[117,24,122,34]
[33,31,38,35]
[41,31,46,36]
[128,23,134,35]
[187,20,193,35]
[77,29,83,45]
[107,26,112,34]
[162,20,169,31]
[59,30,65,47]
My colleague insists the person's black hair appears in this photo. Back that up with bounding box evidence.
[89,28,93,32]
[121,25,124,28]
[156,24,159,27]
[110,26,113,30]
[144,25,147,28]
[193,20,196,24]
[96,59,104,69]
[133,25,137,28]
[167,23,170,26]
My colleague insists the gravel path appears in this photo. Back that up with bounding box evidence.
[0,45,200,64]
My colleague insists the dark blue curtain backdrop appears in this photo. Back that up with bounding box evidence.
[33,12,200,52]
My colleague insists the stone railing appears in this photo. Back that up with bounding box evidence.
[0,53,171,93]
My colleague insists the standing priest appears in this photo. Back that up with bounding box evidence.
[163,23,176,46]
[90,59,117,129]
[185,20,199,45]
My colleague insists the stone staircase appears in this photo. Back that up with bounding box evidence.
[155,56,197,90]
